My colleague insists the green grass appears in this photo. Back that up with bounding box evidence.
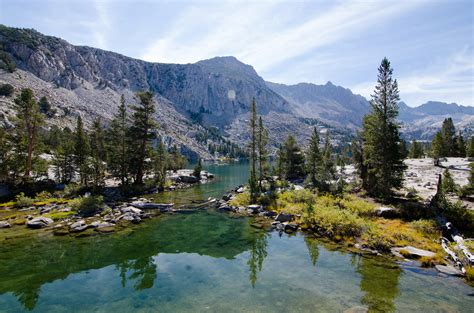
[44,211,77,221]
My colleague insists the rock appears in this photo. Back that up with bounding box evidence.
[218,205,233,211]
[0,221,11,228]
[130,201,173,211]
[405,192,416,198]
[96,226,115,233]
[70,220,88,232]
[435,265,463,276]
[261,211,277,218]
[275,212,293,222]
[391,246,436,259]
[97,222,115,228]
[222,193,233,201]
[40,207,52,214]
[247,204,262,214]
[26,217,54,229]
[293,185,304,191]
[179,175,199,183]
[375,207,398,218]
[284,223,298,232]
[236,186,245,193]
[120,206,142,215]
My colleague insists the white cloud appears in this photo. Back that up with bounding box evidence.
[352,47,474,106]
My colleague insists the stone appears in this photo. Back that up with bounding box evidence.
[120,206,142,215]
[130,201,173,211]
[70,220,88,232]
[236,186,245,193]
[222,193,233,201]
[247,204,262,214]
[391,246,436,258]
[375,207,398,218]
[178,175,199,183]
[284,223,298,232]
[275,212,293,223]
[0,221,11,228]
[26,217,54,229]
[435,265,463,276]
[40,207,52,214]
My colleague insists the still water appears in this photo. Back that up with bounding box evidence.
[0,162,472,312]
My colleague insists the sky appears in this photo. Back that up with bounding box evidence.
[0,0,473,107]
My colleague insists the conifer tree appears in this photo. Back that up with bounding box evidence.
[467,137,474,158]
[442,168,456,193]
[74,116,91,185]
[274,144,285,180]
[257,116,269,190]
[441,117,456,155]
[306,127,321,187]
[193,158,202,180]
[0,126,12,183]
[455,132,466,157]
[319,131,335,191]
[431,131,444,166]
[361,58,406,199]
[90,118,107,188]
[352,135,368,190]
[409,140,424,158]
[168,145,187,171]
[282,135,305,180]
[129,91,157,184]
[52,129,75,183]
[108,95,129,185]
[248,98,259,202]
[13,88,44,181]
[153,137,168,191]
[336,155,346,193]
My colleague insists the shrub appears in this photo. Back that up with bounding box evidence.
[44,210,76,221]
[229,192,250,207]
[442,169,457,193]
[70,195,104,217]
[466,267,474,284]
[14,192,34,207]
[340,195,376,217]
[410,219,439,236]
[0,83,14,96]
[443,201,474,235]
[34,190,53,201]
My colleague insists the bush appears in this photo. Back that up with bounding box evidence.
[0,83,14,96]
[34,190,53,201]
[229,192,250,207]
[443,201,474,235]
[410,219,439,235]
[14,192,34,207]
[466,267,474,284]
[442,169,457,193]
[70,195,104,217]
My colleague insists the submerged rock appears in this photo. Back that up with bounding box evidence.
[26,217,54,229]
[435,265,463,276]
[391,246,436,258]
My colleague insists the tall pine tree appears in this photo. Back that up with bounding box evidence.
[129,91,157,185]
[108,95,129,185]
[319,131,335,191]
[90,118,107,188]
[74,116,91,185]
[361,58,406,199]
[248,98,259,202]
[306,127,321,187]
[257,116,269,191]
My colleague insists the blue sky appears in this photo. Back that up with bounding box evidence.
[0,0,473,107]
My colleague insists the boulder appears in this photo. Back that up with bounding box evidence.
[120,206,142,215]
[391,246,436,259]
[435,265,463,276]
[247,204,262,214]
[284,223,298,232]
[130,201,173,211]
[375,207,398,218]
[236,186,245,193]
[275,212,293,223]
[27,217,54,229]
[0,221,11,228]
[222,193,233,201]
[70,220,88,232]
[179,175,199,183]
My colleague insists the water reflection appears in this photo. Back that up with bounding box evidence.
[356,255,401,312]
[248,233,268,287]
[304,236,320,266]
[117,256,157,290]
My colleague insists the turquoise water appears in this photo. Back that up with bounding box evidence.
[0,162,472,312]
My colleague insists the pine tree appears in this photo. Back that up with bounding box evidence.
[361,58,406,199]
[442,168,456,193]
[274,144,285,180]
[248,98,259,202]
[168,145,187,171]
[319,131,335,191]
[0,126,12,183]
[336,155,346,194]
[193,158,202,180]
[52,129,75,183]
[352,134,368,189]
[257,117,269,190]
[108,95,130,185]
[282,135,305,180]
[306,127,321,187]
[431,131,444,166]
[440,118,456,156]
[129,91,157,184]
[409,140,424,158]
[74,116,91,185]
[399,139,409,159]
[12,88,44,181]
[455,132,466,157]
[467,137,474,158]
[153,137,168,191]
[90,118,107,188]
[38,96,51,114]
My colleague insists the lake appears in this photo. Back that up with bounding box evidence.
[0,162,472,312]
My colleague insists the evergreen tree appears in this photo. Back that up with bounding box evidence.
[257,116,269,190]
[38,96,51,114]
[440,117,456,156]
[74,116,91,185]
[431,131,444,166]
[399,139,409,159]
[12,88,44,181]
[153,137,168,191]
[319,131,335,191]
[168,145,187,171]
[90,118,107,188]
[108,95,130,185]
[248,98,258,202]
[274,144,285,180]
[193,158,202,180]
[52,128,75,183]
[352,134,368,190]
[282,135,305,180]
[361,58,406,199]
[467,137,474,158]
[455,132,466,157]
[0,126,12,183]
[306,127,321,187]
[409,140,424,158]
[442,168,456,193]
[336,155,346,194]
[129,91,157,184]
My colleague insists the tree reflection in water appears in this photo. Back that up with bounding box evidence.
[247,232,268,287]
[117,256,157,290]
[304,236,320,266]
[356,255,401,312]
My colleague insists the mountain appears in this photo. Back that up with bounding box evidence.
[0,25,472,156]
[266,81,370,129]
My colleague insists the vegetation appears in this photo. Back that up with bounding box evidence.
[431,118,468,164]
[409,140,424,158]
[358,58,406,199]
[0,83,14,96]
[70,195,104,217]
